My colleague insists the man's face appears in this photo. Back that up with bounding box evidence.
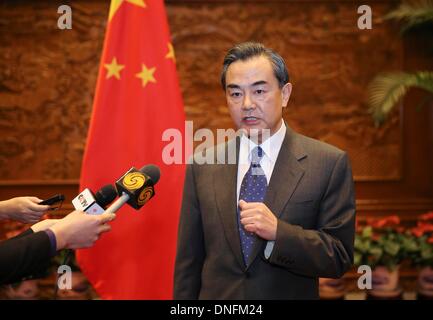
[225,55,292,138]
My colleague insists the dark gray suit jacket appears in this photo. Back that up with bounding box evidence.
[174,125,356,299]
[0,229,52,285]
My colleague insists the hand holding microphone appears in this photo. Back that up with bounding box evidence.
[30,185,118,250]
[57,164,160,247]
[30,210,116,250]
[49,210,115,250]
[54,164,160,249]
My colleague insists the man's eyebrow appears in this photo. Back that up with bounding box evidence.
[226,81,268,89]
[251,80,267,86]
[226,84,241,89]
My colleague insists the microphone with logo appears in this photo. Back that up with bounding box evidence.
[72,184,118,214]
[106,164,160,214]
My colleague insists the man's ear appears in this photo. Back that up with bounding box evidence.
[281,83,292,108]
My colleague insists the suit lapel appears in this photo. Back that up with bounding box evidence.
[263,127,306,220]
[213,137,245,270]
[246,126,307,269]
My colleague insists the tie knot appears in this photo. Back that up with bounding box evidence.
[251,146,264,165]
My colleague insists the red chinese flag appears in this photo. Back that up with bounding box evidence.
[76,0,186,299]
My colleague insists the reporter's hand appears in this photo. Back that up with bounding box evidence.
[49,210,116,250]
[0,197,50,223]
[30,219,60,233]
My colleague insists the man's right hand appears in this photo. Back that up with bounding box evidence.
[49,210,116,250]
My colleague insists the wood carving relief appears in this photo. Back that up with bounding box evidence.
[0,1,402,182]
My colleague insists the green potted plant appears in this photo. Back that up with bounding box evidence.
[354,216,411,298]
[367,0,433,126]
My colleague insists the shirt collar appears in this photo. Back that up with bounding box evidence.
[239,120,286,164]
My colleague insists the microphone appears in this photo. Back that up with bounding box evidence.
[72,184,117,215]
[106,164,161,214]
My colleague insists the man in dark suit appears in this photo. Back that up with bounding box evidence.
[174,42,356,299]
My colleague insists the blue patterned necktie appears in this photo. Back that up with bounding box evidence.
[238,146,268,265]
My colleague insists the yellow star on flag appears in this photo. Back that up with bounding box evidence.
[104,57,125,80]
[109,0,146,21]
[165,42,176,62]
[136,64,156,87]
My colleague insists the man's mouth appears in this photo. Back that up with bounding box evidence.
[242,116,260,124]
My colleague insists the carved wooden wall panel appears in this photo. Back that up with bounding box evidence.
[0,2,107,180]
[0,0,403,182]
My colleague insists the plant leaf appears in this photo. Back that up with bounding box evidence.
[385,0,433,33]
[367,71,433,126]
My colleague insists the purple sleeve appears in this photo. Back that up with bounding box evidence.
[44,229,57,257]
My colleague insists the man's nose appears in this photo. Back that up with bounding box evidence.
[242,93,255,110]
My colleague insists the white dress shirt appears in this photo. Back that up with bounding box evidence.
[236,120,286,259]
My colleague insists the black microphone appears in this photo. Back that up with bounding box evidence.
[72,184,117,214]
[106,164,161,213]
[95,185,118,207]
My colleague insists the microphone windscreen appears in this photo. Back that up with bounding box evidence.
[139,164,160,184]
[95,184,117,207]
